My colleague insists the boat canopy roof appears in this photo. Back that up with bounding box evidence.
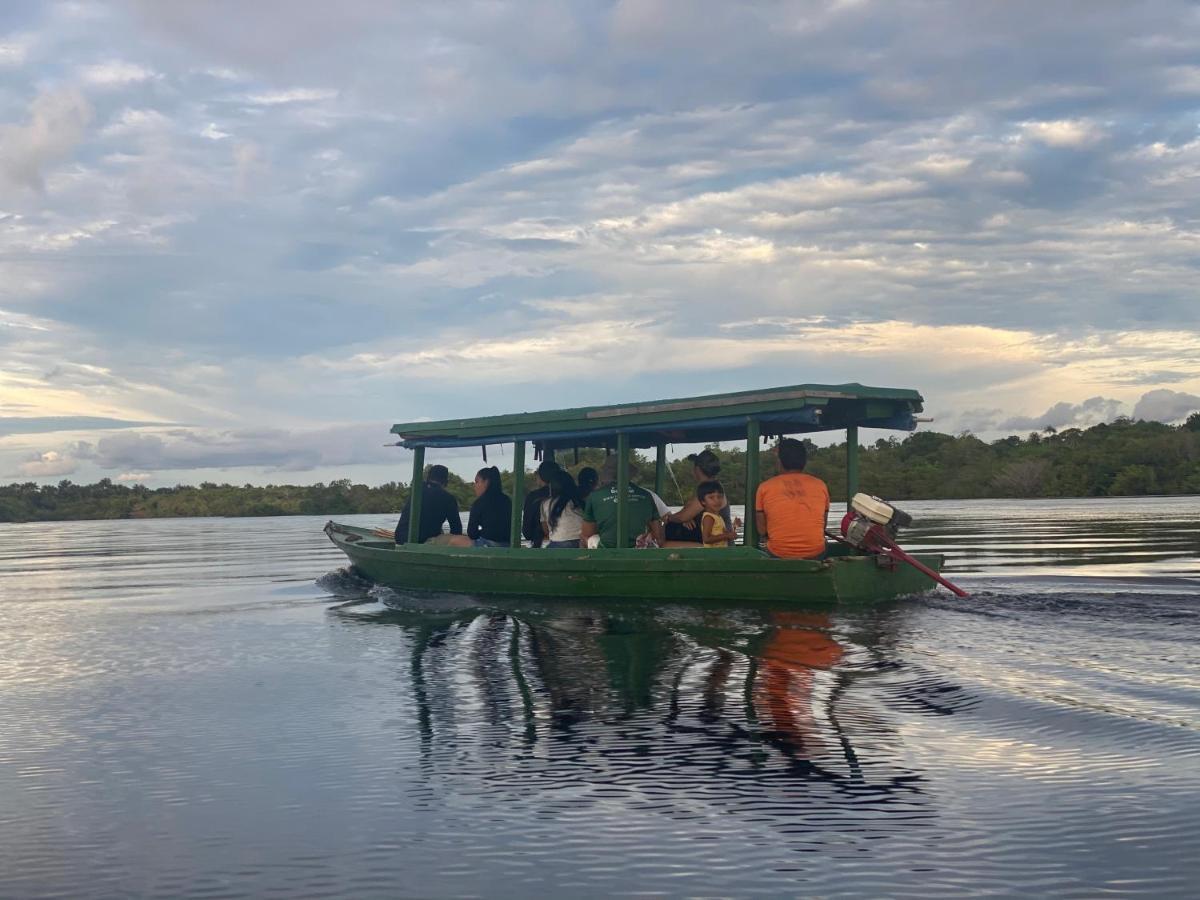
[392,382,925,451]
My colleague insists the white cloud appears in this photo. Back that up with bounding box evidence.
[198,67,244,81]
[600,174,927,238]
[0,308,50,332]
[100,108,172,138]
[80,61,159,87]
[1131,389,1200,423]
[0,37,31,67]
[1163,65,1200,95]
[989,388,1200,434]
[243,88,338,105]
[0,89,93,191]
[17,450,78,478]
[323,317,1048,385]
[1020,119,1105,148]
[912,154,973,177]
[1000,397,1124,431]
[116,471,152,482]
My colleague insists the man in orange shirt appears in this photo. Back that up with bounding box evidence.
[754,438,830,559]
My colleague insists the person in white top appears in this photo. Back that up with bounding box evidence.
[541,469,585,548]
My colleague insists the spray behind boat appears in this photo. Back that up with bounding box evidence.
[838,494,969,597]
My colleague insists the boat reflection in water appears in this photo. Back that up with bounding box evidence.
[332,593,945,842]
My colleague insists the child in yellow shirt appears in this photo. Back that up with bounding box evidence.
[698,481,738,547]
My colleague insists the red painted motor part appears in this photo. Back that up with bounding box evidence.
[839,509,969,598]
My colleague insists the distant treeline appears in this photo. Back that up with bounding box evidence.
[2,415,1197,523]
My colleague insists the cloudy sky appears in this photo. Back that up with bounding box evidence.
[2,0,1199,486]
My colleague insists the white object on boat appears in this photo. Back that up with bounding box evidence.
[851,493,898,525]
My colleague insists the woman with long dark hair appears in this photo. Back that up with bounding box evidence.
[466,465,511,546]
[540,468,584,548]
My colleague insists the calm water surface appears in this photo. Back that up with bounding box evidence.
[1,497,1197,898]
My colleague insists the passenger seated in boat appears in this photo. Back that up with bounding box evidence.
[541,469,584,548]
[577,466,599,499]
[755,438,829,559]
[395,464,463,544]
[435,466,512,547]
[661,449,736,542]
[467,466,511,546]
[580,456,665,549]
[697,481,737,547]
[521,460,560,549]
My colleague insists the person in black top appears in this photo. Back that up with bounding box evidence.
[465,466,511,546]
[395,464,463,544]
[521,459,560,548]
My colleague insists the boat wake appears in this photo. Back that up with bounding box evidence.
[314,566,376,598]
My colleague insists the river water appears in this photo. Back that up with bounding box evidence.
[1,497,1197,898]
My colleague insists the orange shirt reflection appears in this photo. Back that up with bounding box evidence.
[754,612,843,757]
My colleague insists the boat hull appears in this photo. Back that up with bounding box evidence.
[324,522,945,603]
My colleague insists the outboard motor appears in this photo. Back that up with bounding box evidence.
[841,494,912,548]
[840,493,968,597]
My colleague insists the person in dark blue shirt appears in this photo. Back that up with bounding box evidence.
[395,464,463,544]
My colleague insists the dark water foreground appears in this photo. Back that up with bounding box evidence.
[1,498,1197,898]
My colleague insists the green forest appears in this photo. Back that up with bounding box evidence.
[2,414,1197,523]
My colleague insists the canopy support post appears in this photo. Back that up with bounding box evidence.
[744,419,760,548]
[846,425,859,503]
[654,442,666,497]
[510,440,525,548]
[616,432,630,548]
[406,446,425,544]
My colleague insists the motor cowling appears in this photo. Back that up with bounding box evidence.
[851,493,911,529]
[840,493,912,550]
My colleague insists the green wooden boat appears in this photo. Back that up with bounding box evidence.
[325,382,947,603]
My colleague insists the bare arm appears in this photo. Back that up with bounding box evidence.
[580,520,598,542]
[663,497,702,525]
[755,510,767,544]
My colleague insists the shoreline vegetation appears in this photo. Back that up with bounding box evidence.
[2,416,1197,523]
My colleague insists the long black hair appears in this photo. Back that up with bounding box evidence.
[475,466,503,497]
[546,468,581,530]
[577,466,599,497]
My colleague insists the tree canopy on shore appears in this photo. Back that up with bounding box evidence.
[2,414,1197,523]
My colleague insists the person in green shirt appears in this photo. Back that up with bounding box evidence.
[581,455,665,549]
